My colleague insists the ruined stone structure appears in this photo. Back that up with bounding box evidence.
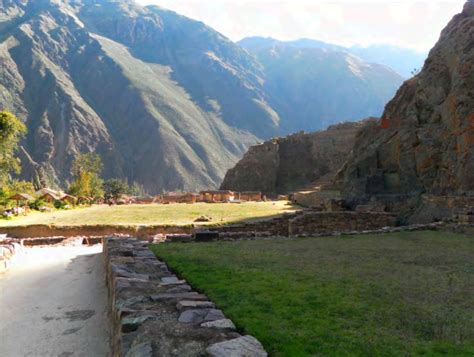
[221,121,370,196]
[199,190,235,202]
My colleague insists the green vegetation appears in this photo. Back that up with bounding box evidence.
[0,201,297,227]
[0,110,27,185]
[68,153,104,199]
[0,111,36,212]
[103,179,130,201]
[151,232,474,356]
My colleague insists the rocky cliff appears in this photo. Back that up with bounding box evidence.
[336,1,474,215]
[221,121,369,195]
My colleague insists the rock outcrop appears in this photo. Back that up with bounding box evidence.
[336,1,474,220]
[221,121,369,195]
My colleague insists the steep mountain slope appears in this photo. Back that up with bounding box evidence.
[220,121,368,195]
[239,37,404,133]
[350,45,427,78]
[0,0,275,192]
[337,1,474,204]
[241,37,428,78]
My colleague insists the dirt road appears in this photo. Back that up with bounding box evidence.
[0,245,110,357]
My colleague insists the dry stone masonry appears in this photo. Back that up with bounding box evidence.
[104,237,267,356]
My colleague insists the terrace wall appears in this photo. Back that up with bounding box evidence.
[1,225,192,239]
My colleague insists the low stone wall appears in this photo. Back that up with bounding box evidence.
[207,212,305,237]
[0,237,23,273]
[288,212,397,236]
[104,237,267,356]
[2,224,192,239]
[409,195,474,224]
[203,211,398,239]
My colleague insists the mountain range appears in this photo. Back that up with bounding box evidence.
[241,37,427,78]
[0,0,412,193]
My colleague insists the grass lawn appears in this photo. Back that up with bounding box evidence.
[0,201,297,227]
[151,231,474,356]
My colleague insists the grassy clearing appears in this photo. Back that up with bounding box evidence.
[151,231,474,356]
[0,201,297,227]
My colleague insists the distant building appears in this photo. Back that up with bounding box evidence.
[162,192,199,204]
[238,191,262,201]
[199,190,235,203]
[36,188,62,202]
[60,194,77,205]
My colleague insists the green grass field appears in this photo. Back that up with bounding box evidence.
[0,201,297,227]
[151,232,474,356]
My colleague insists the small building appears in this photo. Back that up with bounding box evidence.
[134,197,157,204]
[39,191,61,203]
[199,190,235,203]
[9,193,34,215]
[60,194,77,205]
[9,193,34,202]
[162,192,199,204]
[238,191,262,201]
[36,188,63,203]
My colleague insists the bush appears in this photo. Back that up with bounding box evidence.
[29,199,46,211]
[54,199,67,210]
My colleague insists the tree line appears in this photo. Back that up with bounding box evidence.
[0,110,144,210]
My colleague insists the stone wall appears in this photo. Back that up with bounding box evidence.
[2,224,192,239]
[409,195,474,224]
[104,237,267,356]
[204,210,398,238]
[288,212,398,236]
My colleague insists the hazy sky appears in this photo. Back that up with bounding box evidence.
[136,0,466,51]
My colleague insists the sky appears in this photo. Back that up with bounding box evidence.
[136,0,466,52]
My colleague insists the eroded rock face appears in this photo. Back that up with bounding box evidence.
[220,121,370,195]
[337,1,474,203]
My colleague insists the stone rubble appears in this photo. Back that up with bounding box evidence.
[104,237,267,356]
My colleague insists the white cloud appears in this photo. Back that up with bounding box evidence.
[136,0,466,51]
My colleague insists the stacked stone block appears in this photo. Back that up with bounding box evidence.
[104,237,267,356]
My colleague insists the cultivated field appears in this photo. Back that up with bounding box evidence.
[0,201,298,227]
[152,231,474,356]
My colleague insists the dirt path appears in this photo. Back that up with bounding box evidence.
[0,245,110,357]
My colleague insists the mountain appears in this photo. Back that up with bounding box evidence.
[0,0,277,193]
[336,1,474,217]
[0,0,404,193]
[239,37,404,133]
[220,121,369,196]
[350,45,427,78]
[241,37,427,79]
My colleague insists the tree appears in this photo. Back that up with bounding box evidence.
[129,181,147,197]
[68,153,104,199]
[104,179,129,201]
[0,111,27,185]
[71,152,103,177]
